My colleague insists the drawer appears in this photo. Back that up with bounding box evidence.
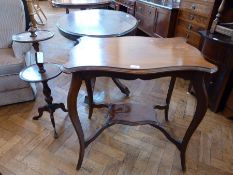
[178,10,209,27]
[176,19,205,33]
[175,26,201,48]
[180,1,213,16]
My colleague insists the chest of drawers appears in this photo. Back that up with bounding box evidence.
[175,0,221,48]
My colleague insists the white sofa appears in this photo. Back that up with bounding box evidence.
[0,0,36,106]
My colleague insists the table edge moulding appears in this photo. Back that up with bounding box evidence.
[62,36,217,172]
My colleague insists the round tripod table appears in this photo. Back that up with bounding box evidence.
[12,30,67,138]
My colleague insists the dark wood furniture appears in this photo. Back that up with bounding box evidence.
[134,0,179,37]
[210,0,233,39]
[57,9,138,118]
[175,0,221,48]
[12,30,67,138]
[224,89,233,118]
[62,36,217,172]
[199,30,233,113]
[52,0,111,13]
[112,0,136,15]
[57,9,138,40]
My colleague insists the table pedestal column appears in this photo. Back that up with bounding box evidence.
[33,80,68,138]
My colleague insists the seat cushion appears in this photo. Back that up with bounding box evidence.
[0,48,25,75]
[0,86,35,106]
[0,73,31,92]
[0,0,26,48]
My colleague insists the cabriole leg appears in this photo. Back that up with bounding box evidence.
[68,74,85,170]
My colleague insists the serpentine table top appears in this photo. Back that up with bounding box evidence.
[63,37,216,73]
[62,36,217,172]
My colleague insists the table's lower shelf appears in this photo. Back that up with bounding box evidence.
[108,103,158,124]
[84,103,180,150]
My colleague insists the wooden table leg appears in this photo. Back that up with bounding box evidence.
[33,80,68,138]
[67,74,85,170]
[84,78,96,119]
[154,76,176,121]
[67,72,208,171]
[179,73,208,171]
[112,78,130,96]
[84,78,129,119]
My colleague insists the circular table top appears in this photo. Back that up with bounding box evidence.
[20,63,62,83]
[12,30,54,43]
[52,0,111,8]
[57,9,138,40]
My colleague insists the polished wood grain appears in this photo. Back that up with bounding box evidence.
[12,30,54,43]
[57,9,138,39]
[175,0,221,48]
[200,31,233,114]
[134,1,178,37]
[1,2,233,175]
[57,9,137,116]
[19,64,62,83]
[64,36,217,171]
[19,64,67,139]
[63,36,217,73]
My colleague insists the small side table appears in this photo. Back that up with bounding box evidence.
[12,30,68,138]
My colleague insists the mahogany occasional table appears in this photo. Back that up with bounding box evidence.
[12,30,68,138]
[57,9,138,40]
[52,0,111,14]
[57,9,138,118]
[62,36,217,171]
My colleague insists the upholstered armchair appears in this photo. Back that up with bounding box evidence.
[0,0,36,106]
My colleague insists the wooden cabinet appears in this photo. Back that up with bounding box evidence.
[135,1,156,36]
[113,0,136,15]
[175,0,221,48]
[154,7,171,37]
[135,0,178,38]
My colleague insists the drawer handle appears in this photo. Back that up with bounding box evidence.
[187,24,192,30]
[189,14,194,20]
[191,4,196,10]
